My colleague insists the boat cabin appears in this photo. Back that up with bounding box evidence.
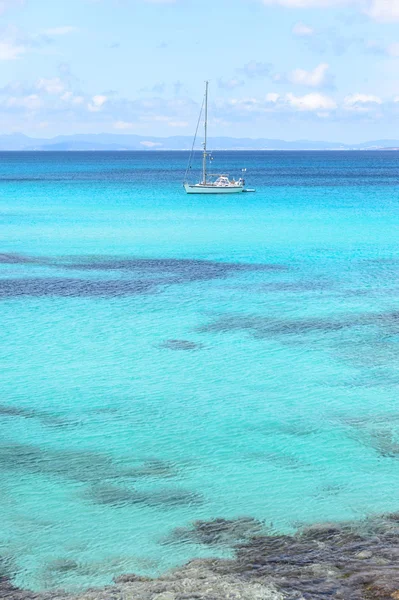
[214,175,232,187]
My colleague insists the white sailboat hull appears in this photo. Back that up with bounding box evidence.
[184,183,244,194]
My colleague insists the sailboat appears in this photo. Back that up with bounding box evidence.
[183,82,253,194]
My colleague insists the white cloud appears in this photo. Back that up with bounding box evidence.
[168,120,188,127]
[43,26,78,36]
[61,91,84,104]
[0,0,24,15]
[216,91,339,118]
[0,40,25,60]
[218,77,245,89]
[142,82,166,94]
[292,21,314,36]
[262,0,351,7]
[6,94,42,110]
[144,114,169,122]
[36,77,65,95]
[88,94,107,112]
[344,93,383,111]
[344,93,382,105]
[140,141,163,147]
[266,92,280,102]
[366,0,399,21]
[114,120,134,129]
[0,74,397,133]
[261,0,399,22]
[238,60,273,78]
[363,39,399,57]
[92,95,107,106]
[289,63,331,87]
[228,97,264,112]
[286,92,337,111]
[0,23,61,61]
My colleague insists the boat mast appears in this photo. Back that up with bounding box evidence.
[202,80,208,184]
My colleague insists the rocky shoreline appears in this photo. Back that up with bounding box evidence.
[3,514,399,600]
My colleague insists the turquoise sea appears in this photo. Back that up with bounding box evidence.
[2,150,399,591]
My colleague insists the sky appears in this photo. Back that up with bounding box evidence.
[2,0,399,142]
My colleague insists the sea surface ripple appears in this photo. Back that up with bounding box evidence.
[1,151,399,591]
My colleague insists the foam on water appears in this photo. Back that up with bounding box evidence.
[2,151,399,591]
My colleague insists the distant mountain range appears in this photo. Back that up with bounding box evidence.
[1,133,399,151]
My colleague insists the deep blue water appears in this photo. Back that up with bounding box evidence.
[2,151,399,591]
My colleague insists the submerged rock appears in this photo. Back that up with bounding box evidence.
[159,339,203,351]
[46,559,79,573]
[84,483,203,508]
[164,517,267,547]
[122,458,178,479]
[0,404,67,427]
[7,512,399,599]
[0,576,67,600]
[0,253,38,264]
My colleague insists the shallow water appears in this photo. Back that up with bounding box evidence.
[2,151,399,591]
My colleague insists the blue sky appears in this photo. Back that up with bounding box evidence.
[2,0,399,142]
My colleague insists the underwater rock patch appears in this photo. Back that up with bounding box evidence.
[251,451,307,470]
[344,420,399,459]
[0,277,156,298]
[122,458,178,479]
[0,443,43,472]
[8,513,399,598]
[145,487,203,508]
[0,255,290,300]
[336,369,399,389]
[0,253,39,264]
[159,339,203,351]
[198,313,352,339]
[46,559,79,574]
[0,443,114,482]
[163,517,267,547]
[0,442,181,486]
[85,483,203,508]
[62,257,287,281]
[259,279,332,293]
[199,309,399,342]
[365,428,399,458]
[83,483,139,506]
[247,419,320,439]
[0,403,67,427]
[0,555,17,581]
